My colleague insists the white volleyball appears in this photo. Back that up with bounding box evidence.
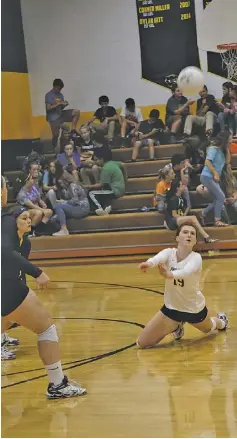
[177,66,205,95]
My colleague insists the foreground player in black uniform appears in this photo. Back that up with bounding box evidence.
[1,176,87,399]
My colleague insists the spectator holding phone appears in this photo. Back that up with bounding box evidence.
[132,109,165,161]
[57,143,81,182]
[45,78,80,147]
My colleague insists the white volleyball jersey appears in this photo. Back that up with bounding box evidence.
[147,248,205,313]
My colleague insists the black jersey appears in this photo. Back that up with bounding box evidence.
[1,213,42,281]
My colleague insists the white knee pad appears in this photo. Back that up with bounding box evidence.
[210,318,217,332]
[38,324,58,343]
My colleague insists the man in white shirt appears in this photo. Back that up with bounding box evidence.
[120,98,143,148]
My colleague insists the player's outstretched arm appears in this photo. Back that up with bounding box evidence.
[172,253,202,279]
[139,248,171,272]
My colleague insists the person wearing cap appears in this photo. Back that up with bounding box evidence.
[1,176,87,397]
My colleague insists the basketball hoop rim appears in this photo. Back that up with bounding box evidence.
[217,43,237,51]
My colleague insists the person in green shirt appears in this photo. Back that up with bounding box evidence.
[85,146,126,215]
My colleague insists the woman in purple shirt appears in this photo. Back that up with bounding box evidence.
[17,174,53,228]
[57,143,81,183]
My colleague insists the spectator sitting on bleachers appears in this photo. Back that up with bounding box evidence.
[227,85,237,136]
[184,85,219,138]
[87,96,119,144]
[43,161,62,209]
[57,143,80,183]
[132,109,165,162]
[45,78,80,148]
[53,165,90,236]
[224,166,237,214]
[120,98,143,148]
[77,126,101,185]
[183,136,206,174]
[153,166,175,213]
[165,179,217,243]
[85,146,126,216]
[17,167,53,233]
[217,82,233,131]
[170,154,191,213]
[165,84,192,143]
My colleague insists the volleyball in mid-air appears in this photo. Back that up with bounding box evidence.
[177,66,205,95]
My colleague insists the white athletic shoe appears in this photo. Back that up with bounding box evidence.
[1,346,16,360]
[95,208,108,216]
[173,322,185,340]
[52,229,69,236]
[217,312,228,330]
[2,333,19,346]
[46,375,87,399]
[104,205,112,214]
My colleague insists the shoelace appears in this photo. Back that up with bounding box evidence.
[66,378,83,389]
[1,347,14,357]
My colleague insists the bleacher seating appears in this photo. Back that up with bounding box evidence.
[3,141,237,259]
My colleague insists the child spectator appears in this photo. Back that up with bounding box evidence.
[77,126,101,185]
[184,85,219,138]
[132,109,165,161]
[53,168,90,236]
[85,146,126,215]
[120,98,143,148]
[217,82,233,131]
[222,166,237,216]
[45,78,80,148]
[165,179,217,243]
[17,171,53,232]
[228,86,237,136]
[183,137,206,174]
[165,84,192,142]
[57,143,81,182]
[171,154,191,212]
[153,166,175,213]
[43,161,62,209]
[87,96,119,144]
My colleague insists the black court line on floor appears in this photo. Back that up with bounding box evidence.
[28,280,165,296]
[1,317,144,389]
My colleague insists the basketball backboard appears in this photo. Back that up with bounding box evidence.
[197,0,237,53]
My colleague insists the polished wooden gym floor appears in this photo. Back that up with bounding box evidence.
[1,255,237,438]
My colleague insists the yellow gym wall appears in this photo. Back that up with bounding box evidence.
[1,72,33,140]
